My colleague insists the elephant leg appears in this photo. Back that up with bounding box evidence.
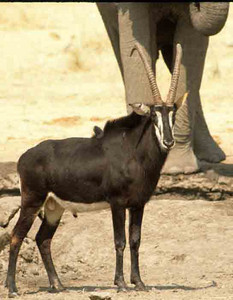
[162,17,210,174]
[118,3,156,111]
[193,98,226,162]
[97,3,123,80]
[162,102,199,174]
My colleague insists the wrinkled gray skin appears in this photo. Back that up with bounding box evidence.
[97,2,229,174]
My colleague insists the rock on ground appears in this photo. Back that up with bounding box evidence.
[0,196,21,228]
[89,292,112,300]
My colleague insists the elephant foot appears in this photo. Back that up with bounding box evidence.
[193,104,226,163]
[194,132,226,163]
[162,143,199,174]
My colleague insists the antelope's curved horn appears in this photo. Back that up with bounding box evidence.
[166,44,182,105]
[131,42,163,105]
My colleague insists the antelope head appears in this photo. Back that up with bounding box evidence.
[130,42,187,151]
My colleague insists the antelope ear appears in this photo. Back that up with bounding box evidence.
[175,92,189,109]
[129,103,151,116]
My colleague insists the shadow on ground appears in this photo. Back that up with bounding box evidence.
[200,160,233,177]
[25,280,216,295]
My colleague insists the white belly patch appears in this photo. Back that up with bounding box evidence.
[44,192,110,224]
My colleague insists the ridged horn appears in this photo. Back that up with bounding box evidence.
[166,44,182,105]
[131,42,163,105]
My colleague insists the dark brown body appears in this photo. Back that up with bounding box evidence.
[6,34,184,296]
[5,112,168,296]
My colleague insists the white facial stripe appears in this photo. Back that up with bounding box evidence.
[168,111,174,128]
[169,111,176,140]
[154,111,168,149]
[169,112,175,138]
[154,124,162,147]
[156,112,163,133]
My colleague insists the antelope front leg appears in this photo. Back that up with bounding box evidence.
[110,204,127,291]
[129,206,146,291]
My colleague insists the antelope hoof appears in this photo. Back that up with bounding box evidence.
[49,283,65,293]
[117,286,129,293]
[6,281,19,298]
[115,280,129,292]
[8,292,19,298]
[135,281,148,291]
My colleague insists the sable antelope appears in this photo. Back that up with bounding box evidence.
[6,43,186,297]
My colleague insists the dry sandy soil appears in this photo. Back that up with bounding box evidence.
[2,198,233,300]
[0,3,233,300]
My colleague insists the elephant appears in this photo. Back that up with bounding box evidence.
[97,2,229,174]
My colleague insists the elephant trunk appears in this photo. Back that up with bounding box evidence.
[189,2,229,36]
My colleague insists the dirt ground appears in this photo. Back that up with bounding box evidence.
[2,199,233,300]
[1,3,233,300]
